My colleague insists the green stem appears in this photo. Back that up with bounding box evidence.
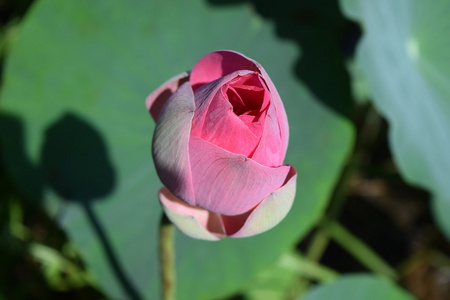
[305,229,330,262]
[159,213,176,300]
[279,252,339,282]
[324,219,398,280]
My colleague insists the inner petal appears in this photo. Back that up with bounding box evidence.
[225,75,270,139]
[191,86,260,157]
[191,72,271,158]
[227,73,271,116]
[239,111,265,137]
[233,85,265,111]
[226,87,247,115]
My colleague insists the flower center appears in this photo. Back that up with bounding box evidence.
[226,73,269,129]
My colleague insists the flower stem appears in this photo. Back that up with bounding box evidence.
[159,213,176,300]
[279,251,339,282]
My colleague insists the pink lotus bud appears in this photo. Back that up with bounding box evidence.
[147,50,297,240]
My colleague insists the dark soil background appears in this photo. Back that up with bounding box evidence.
[319,107,450,300]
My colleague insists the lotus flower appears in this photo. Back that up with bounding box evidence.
[147,50,297,240]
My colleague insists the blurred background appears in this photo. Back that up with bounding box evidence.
[0,0,449,299]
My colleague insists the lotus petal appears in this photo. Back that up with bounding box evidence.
[189,136,291,215]
[191,71,262,157]
[224,166,297,238]
[146,72,189,120]
[152,82,196,206]
[159,188,225,241]
[190,50,259,90]
[254,61,289,156]
[251,103,285,167]
[191,50,289,154]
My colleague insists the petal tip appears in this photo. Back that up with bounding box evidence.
[146,72,189,121]
[158,188,225,241]
[227,166,297,238]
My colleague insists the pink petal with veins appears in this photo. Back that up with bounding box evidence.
[190,51,259,91]
[191,50,289,158]
[188,136,291,215]
[191,70,265,157]
[159,188,225,241]
[224,166,297,238]
[250,103,284,167]
[146,72,189,120]
[152,82,196,206]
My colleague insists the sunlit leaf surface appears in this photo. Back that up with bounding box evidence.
[301,274,415,300]
[340,0,450,238]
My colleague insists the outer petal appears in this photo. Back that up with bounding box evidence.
[248,57,289,158]
[152,82,196,206]
[251,103,285,167]
[146,72,189,121]
[258,67,289,158]
[189,136,291,215]
[224,166,297,238]
[159,188,225,241]
[190,50,260,91]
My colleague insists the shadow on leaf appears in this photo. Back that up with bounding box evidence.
[39,112,142,300]
[208,0,361,120]
[0,112,142,300]
[40,113,115,202]
[0,113,44,202]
